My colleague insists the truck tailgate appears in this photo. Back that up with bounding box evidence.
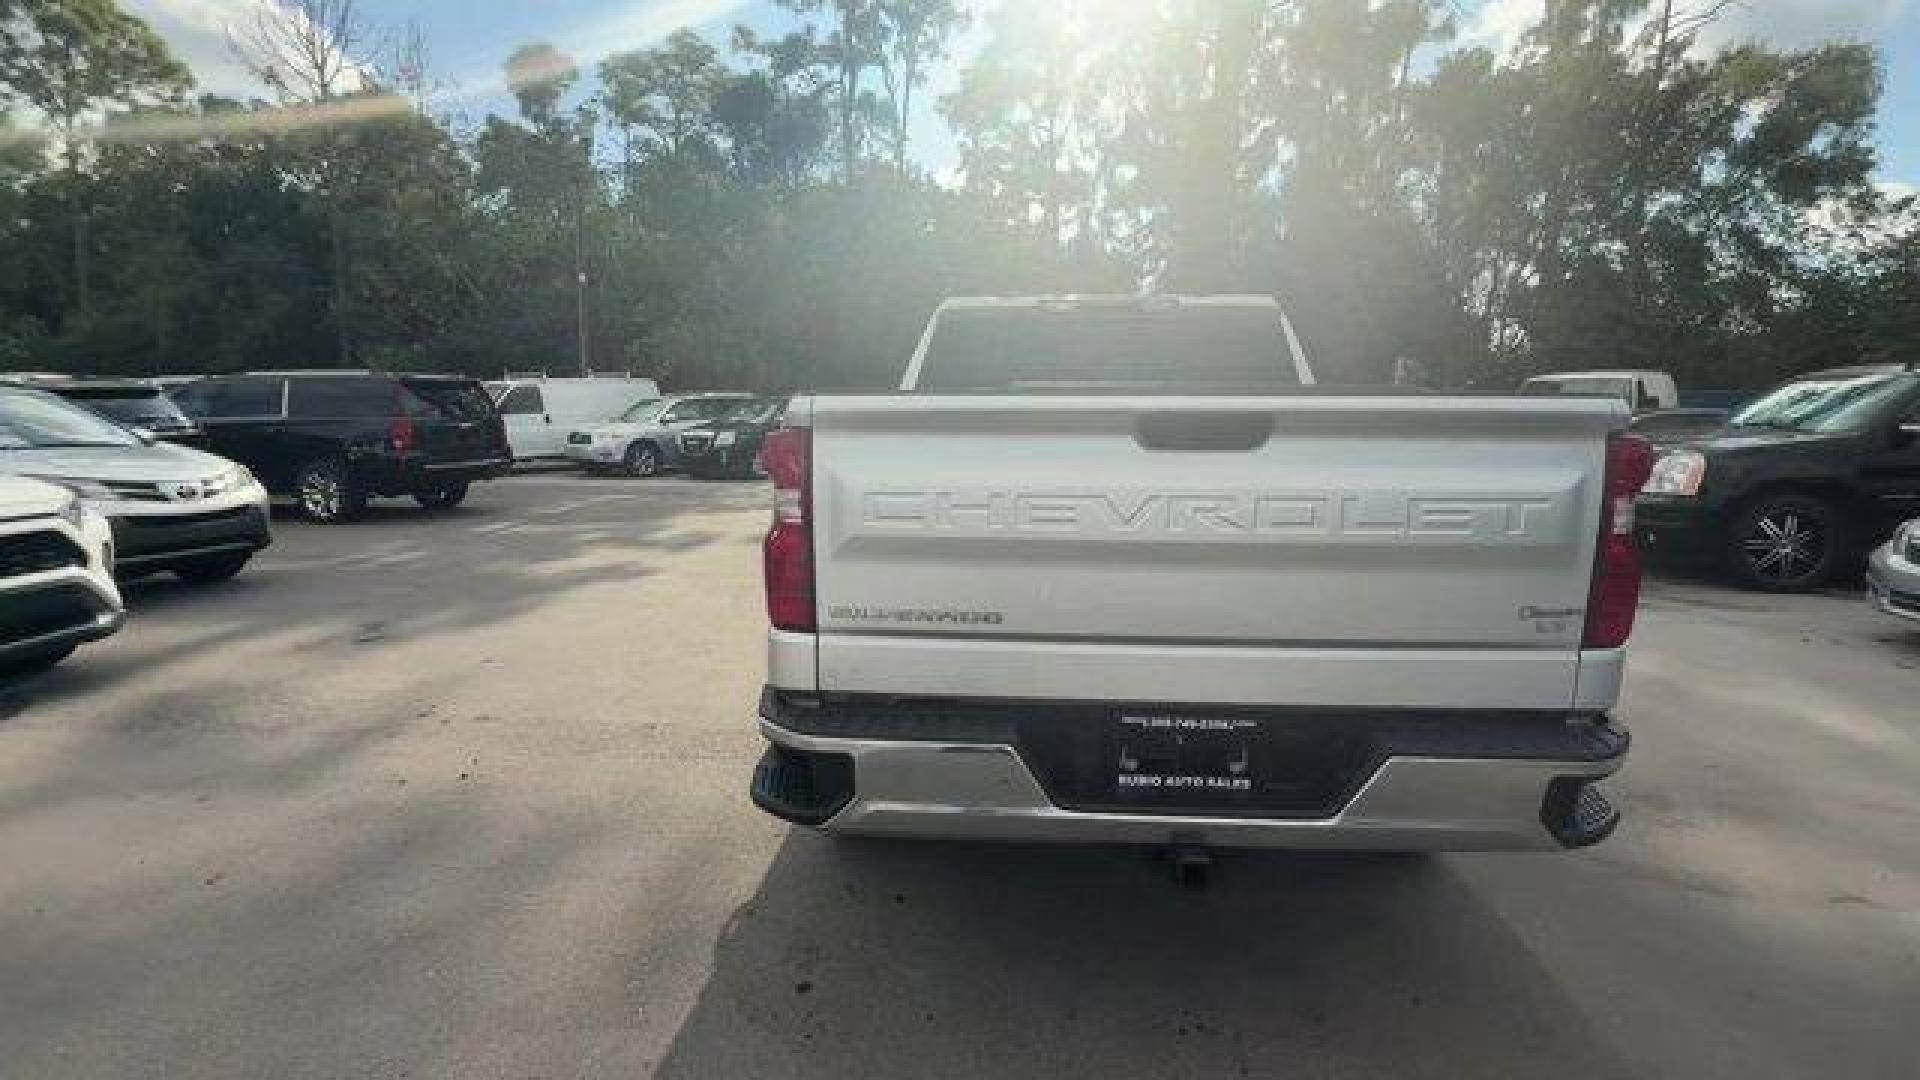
[807,395,1625,710]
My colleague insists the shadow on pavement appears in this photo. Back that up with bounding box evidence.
[654,832,1636,1080]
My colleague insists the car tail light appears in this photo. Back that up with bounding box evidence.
[762,427,815,632]
[390,415,416,457]
[1584,433,1655,649]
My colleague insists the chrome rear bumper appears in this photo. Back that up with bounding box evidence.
[757,714,1627,852]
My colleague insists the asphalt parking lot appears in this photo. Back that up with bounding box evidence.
[2,473,1916,1080]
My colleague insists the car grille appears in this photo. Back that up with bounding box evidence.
[1887,586,1920,615]
[0,530,86,578]
[104,480,167,502]
[0,582,101,642]
[568,432,592,445]
[117,507,252,528]
[680,433,715,454]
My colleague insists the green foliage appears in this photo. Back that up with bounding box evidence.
[0,0,1914,392]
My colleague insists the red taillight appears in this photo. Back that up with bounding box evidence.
[390,415,416,457]
[1584,433,1655,649]
[762,427,815,632]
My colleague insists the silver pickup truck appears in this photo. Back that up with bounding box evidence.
[750,295,1651,853]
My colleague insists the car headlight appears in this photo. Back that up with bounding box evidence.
[1643,450,1706,496]
[198,465,247,496]
[715,431,738,447]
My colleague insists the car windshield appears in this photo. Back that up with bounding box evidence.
[63,387,192,427]
[719,399,784,423]
[618,399,665,422]
[0,387,141,449]
[1731,373,1917,433]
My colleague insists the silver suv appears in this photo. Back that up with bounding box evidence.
[563,393,756,476]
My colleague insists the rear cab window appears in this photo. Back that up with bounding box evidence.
[912,303,1302,393]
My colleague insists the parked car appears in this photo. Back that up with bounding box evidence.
[0,474,124,677]
[564,393,757,476]
[39,379,206,446]
[679,397,788,479]
[484,375,660,461]
[1522,369,1679,413]
[173,371,510,523]
[1867,517,1920,624]
[750,295,1645,855]
[1,384,270,583]
[1630,407,1729,446]
[1638,364,1920,590]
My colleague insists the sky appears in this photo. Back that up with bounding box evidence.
[127,0,1920,188]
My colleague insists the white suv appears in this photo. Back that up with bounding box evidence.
[1,475,123,677]
[1,384,270,583]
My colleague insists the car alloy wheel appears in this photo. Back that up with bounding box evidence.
[625,443,659,477]
[296,459,361,522]
[300,471,342,520]
[1740,505,1827,586]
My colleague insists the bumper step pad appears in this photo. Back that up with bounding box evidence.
[751,744,855,827]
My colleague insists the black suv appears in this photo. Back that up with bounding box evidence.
[173,372,511,522]
[677,397,787,479]
[1637,365,1920,590]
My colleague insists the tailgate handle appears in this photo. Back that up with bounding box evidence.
[1133,412,1273,453]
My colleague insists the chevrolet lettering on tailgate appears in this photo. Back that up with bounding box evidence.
[857,488,1571,545]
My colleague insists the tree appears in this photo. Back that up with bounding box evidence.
[942,1,1121,258]
[778,0,885,184]
[723,25,832,187]
[874,0,965,172]
[226,0,384,366]
[0,0,189,313]
[475,43,599,375]
[601,30,726,172]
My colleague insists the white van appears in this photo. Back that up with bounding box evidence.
[1521,370,1679,413]
[485,376,661,461]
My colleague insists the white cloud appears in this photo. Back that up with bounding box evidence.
[126,0,269,95]
[448,0,753,100]
[1462,0,1538,57]
[127,0,752,107]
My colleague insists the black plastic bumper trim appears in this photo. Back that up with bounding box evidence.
[750,743,855,827]
[760,688,1628,762]
[761,688,1628,822]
